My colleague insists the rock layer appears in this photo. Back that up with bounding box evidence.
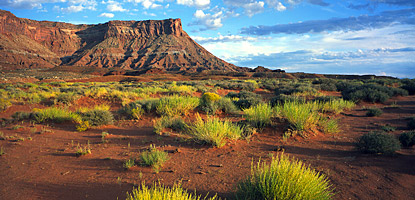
[0,9,243,71]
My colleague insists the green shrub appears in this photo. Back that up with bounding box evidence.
[12,111,32,121]
[320,99,355,114]
[401,79,415,95]
[0,98,12,111]
[216,97,239,114]
[319,118,339,134]
[199,92,221,114]
[225,91,262,110]
[156,95,199,117]
[236,153,333,200]
[366,108,383,117]
[54,92,79,105]
[79,110,114,126]
[243,103,273,129]
[32,107,81,123]
[277,101,320,133]
[125,183,219,200]
[153,116,188,135]
[189,114,243,147]
[140,146,169,173]
[123,158,136,170]
[341,83,406,103]
[356,132,401,154]
[381,125,396,132]
[399,131,415,147]
[270,95,305,107]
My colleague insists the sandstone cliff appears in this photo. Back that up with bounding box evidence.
[0,9,242,72]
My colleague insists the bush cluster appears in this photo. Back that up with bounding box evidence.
[366,108,383,117]
[399,131,415,147]
[356,132,401,154]
[225,91,262,110]
[341,83,408,103]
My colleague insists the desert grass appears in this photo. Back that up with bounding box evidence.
[189,114,243,147]
[243,103,273,128]
[236,153,334,200]
[140,146,169,173]
[125,183,219,200]
[156,95,199,117]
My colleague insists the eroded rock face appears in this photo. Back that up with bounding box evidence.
[0,9,243,71]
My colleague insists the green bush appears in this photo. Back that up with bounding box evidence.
[319,118,339,134]
[320,99,355,114]
[153,116,188,135]
[12,111,32,121]
[236,153,333,200]
[341,83,407,103]
[399,131,415,147]
[356,132,401,154]
[189,114,243,147]
[366,108,383,117]
[277,101,320,133]
[54,92,79,105]
[243,103,273,129]
[225,91,262,110]
[0,98,12,111]
[401,79,415,95]
[216,97,239,114]
[79,110,114,126]
[156,95,199,117]
[32,107,81,123]
[140,146,169,173]
[125,183,219,200]
[199,92,221,114]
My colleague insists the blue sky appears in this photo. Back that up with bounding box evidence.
[1,0,414,78]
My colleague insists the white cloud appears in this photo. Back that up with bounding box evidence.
[126,0,163,9]
[53,0,97,13]
[190,9,223,30]
[177,0,210,8]
[98,12,115,17]
[103,0,128,12]
[143,11,156,16]
[243,1,264,17]
[192,34,259,43]
[266,0,286,11]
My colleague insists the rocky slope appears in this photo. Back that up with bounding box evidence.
[0,9,243,72]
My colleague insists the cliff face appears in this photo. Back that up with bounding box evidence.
[0,9,242,71]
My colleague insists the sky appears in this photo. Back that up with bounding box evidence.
[0,0,414,78]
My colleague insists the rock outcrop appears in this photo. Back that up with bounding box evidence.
[0,9,244,72]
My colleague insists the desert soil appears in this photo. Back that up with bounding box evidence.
[0,94,414,200]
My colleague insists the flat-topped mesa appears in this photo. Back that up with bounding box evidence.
[104,18,184,38]
[0,9,243,72]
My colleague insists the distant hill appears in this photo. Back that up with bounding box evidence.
[0,9,247,72]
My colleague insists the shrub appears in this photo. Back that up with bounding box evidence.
[278,101,320,133]
[125,183,219,200]
[341,83,406,103]
[216,97,239,114]
[320,99,355,114]
[381,125,396,132]
[189,114,243,147]
[356,132,401,154]
[319,118,339,134]
[12,111,31,121]
[79,110,114,126]
[199,92,221,114]
[408,117,415,130]
[401,79,415,95]
[156,95,199,117]
[399,131,415,147]
[270,95,305,107]
[0,98,12,111]
[123,158,136,170]
[225,91,262,110]
[243,103,273,129]
[54,92,79,105]
[366,108,383,117]
[140,146,169,173]
[236,153,333,200]
[153,116,188,135]
[32,107,81,123]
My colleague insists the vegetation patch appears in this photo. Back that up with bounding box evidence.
[243,103,273,129]
[356,132,401,154]
[399,131,415,148]
[140,145,169,173]
[236,153,334,200]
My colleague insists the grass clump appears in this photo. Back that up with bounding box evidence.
[123,158,136,170]
[156,95,199,117]
[140,145,169,173]
[125,182,219,200]
[199,92,221,114]
[236,153,333,200]
[189,114,243,147]
[399,131,415,148]
[243,103,273,129]
[319,118,340,134]
[366,108,383,117]
[356,132,401,154]
[75,143,91,157]
[78,109,114,126]
[320,99,355,114]
[32,107,81,123]
[278,101,320,134]
[153,116,188,135]
[0,98,12,112]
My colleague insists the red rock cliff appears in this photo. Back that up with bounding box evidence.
[0,9,241,71]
